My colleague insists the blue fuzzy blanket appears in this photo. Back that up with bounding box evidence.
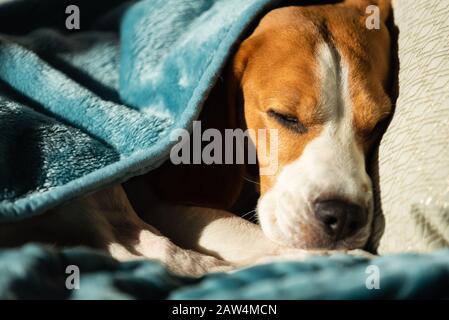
[1,244,449,299]
[1,0,449,300]
[0,0,280,220]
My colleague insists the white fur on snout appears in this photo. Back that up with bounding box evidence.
[258,43,373,249]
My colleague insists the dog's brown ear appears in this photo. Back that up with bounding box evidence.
[226,36,259,129]
[226,36,262,185]
[343,0,391,22]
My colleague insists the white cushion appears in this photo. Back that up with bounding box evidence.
[376,0,449,253]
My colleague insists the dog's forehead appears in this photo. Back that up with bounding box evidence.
[245,5,390,125]
[253,5,386,71]
[246,6,369,86]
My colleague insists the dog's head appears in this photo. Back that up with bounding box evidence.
[230,0,392,250]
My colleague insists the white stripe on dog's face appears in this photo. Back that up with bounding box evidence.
[257,43,373,249]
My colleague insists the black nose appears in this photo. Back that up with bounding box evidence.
[314,200,368,239]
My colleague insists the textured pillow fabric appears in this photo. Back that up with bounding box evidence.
[376,0,449,253]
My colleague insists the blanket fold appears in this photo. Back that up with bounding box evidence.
[0,0,280,221]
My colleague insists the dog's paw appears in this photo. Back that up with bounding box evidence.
[164,248,234,277]
[138,233,235,276]
[341,249,377,259]
[108,231,233,277]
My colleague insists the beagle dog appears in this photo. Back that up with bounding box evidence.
[0,0,393,276]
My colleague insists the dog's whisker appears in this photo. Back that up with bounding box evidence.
[241,209,257,220]
[243,176,260,186]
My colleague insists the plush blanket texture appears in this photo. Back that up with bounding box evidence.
[0,0,280,221]
[1,244,449,299]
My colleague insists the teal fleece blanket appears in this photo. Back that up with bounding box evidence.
[0,0,280,220]
[1,244,449,299]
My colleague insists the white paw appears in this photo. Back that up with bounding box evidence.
[341,249,377,259]
[164,248,234,277]
[134,231,233,276]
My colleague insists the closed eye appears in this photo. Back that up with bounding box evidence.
[267,109,307,134]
